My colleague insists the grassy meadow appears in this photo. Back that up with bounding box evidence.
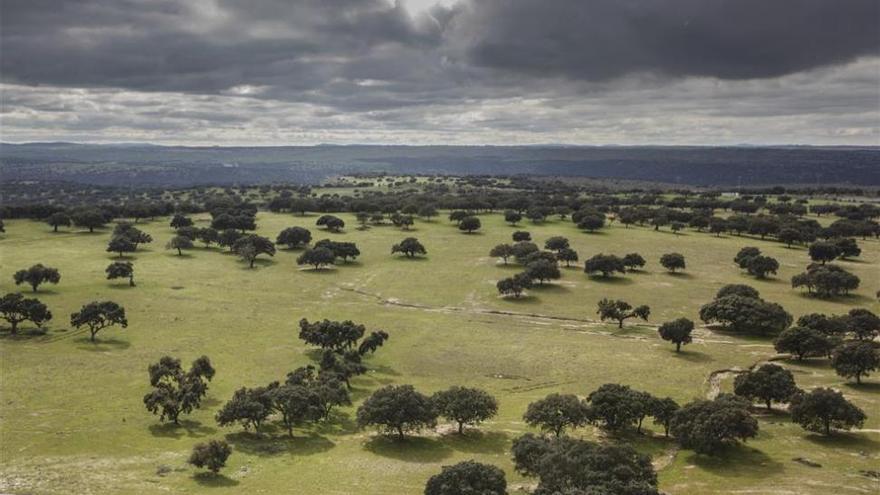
[0,211,878,494]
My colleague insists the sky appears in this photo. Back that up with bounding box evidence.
[1,0,878,146]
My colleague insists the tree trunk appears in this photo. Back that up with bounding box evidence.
[458,422,464,435]
[54,225,58,232]
[31,284,38,292]
[676,342,681,352]
[397,426,404,440]
[10,320,18,334]
[177,247,182,256]
[249,258,255,268]
[129,276,135,287]
[90,329,98,342]
[618,320,624,329]
[856,374,861,384]
[824,420,830,435]
[766,400,772,411]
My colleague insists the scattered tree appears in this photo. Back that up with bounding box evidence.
[391,237,427,258]
[425,461,507,495]
[432,387,498,434]
[583,254,625,278]
[0,292,52,334]
[46,212,71,232]
[597,298,650,328]
[232,234,276,268]
[356,385,437,440]
[523,393,588,437]
[276,226,311,249]
[143,355,215,424]
[459,216,481,234]
[658,318,694,352]
[831,340,879,384]
[13,264,61,292]
[489,244,515,264]
[188,440,232,475]
[773,326,835,360]
[106,261,135,286]
[166,235,194,256]
[733,364,799,410]
[669,394,758,455]
[70,301,128,342]
[297,247,336,270]
[660,253,686,273]
[789,388,866,435]
[622,253,646,272]
[496,273,533,298]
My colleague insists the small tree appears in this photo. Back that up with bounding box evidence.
[391,237,427,258]
[734,247,762,269]
[46,212,71,232]
[143,355,216,424]
[504,210,522,225]
[432,386,498,434]
[268,383,324,437]
[459,216,481,234]
[556,248,579,267]
[523,393,588,438]
[70,301,128,342]
[316,215,345,232]
[808,241,840,264]
[489,244,515,264]
[733,364,799,410]
[658,318,694,352]
[585,383,645,432]
[297,247,336,270]
[71,208,106,233]
[107,236,137,258]
[512,231,531,242]
[789,388,866,435]
[650,397,679,437]
[276,226,312,249]
[497,273,533,298]
[0,292,52,334]
[356,385,437,440]
[597,298,650,328]
[846,308,880,341]
[773,326,834,360]
[831,340,879,384]
[669,394,758,455]
[215,386,273,432]
[13,264,61,292]
[622,253,646,272]
[525,259,560,285]
[166,235,194,256]
[425,461,507,495]
[745,255,779,279]
[170,214,194,230]
[232,234,276,268]
[544,236,569,252]
[188,440,232,475]
[583,254,625,278]
[660,253,686,273]
[106,261,135,287]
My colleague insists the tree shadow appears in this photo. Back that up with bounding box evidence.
[686,445,784,478]
[500,295,540,305]
[803,432,880,452]
[441,429,510,454]
[794,292,875,305]
[223,429,334,457]
[298,267,339,274]
[312,411,359,436]
[587,275,634,285]
[239,258,276,270]
[529,283,570,292]
[74,337,131,351]
[192,472,240,487]
[363,435,454,463]
[666,272,693,279]
[844,381,880,394]
[107,283,136,290]
[149,419,217,438]
[167,252,195,259]
[392,256,429,262]
[0,327,49,340]
[669,349,714,363]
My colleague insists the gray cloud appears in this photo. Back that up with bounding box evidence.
[0,0,878,145]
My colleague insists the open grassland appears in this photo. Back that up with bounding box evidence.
[1,212,878,494]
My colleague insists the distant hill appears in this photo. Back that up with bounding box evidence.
[1,142,877,187]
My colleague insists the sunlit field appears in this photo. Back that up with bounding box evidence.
[1,211,878,494]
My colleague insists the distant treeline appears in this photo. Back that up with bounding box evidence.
[2,143,878,186]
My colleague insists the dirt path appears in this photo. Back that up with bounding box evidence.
[338,285,764,348]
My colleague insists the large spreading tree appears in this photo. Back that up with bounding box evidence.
[13,264,61,292]
[70,301,128,342]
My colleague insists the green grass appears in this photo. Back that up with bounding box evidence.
[1,212,878,494]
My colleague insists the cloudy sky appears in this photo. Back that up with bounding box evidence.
[1,0,878,145]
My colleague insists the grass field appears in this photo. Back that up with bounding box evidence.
[1,212,878,494]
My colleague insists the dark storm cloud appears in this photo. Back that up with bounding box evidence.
[4,0,877,95]
[450,0,880,80]
[0,0,877,145]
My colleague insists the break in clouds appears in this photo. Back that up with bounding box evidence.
[1,0,878,145]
